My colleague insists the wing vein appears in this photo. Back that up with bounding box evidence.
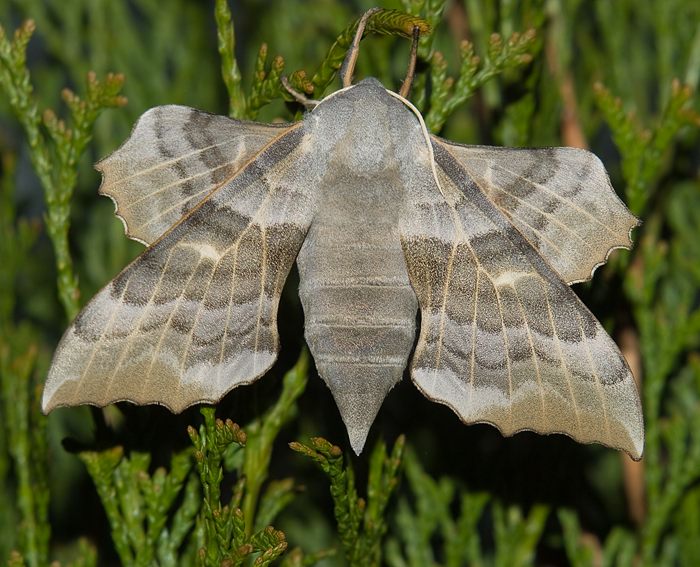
[215,176,280,383]
[511,280,548,428]
[117,160,238,208]
[575,309,613,444]
[542,284,583,435]
[139,185,213,229]
[481,182,585,247]
[468,269,480,405]
[176,256,221,385]
[145,249,207,385]
[467,158,619,237]
[432,241,458,390]
[217,241,242,383]
[105,133,263,186]
[107,246,178,399]
[253,225,269,374]
[75,273,133,396]
[492,280,514,431]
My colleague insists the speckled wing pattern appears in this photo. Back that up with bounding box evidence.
[43,123,314,412]
[97,105,292,245]
[401,139,643,459]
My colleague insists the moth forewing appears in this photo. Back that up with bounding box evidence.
[401,139,643,460]
[42,124,314,413]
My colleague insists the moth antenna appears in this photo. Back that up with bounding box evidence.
[399,26,420,98]
[281,76,319,109]
[340,7,382,87]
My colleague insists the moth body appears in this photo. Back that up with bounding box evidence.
[298,80,421,452]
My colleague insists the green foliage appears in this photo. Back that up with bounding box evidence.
[0,340,48,567]
[290,436,404,567]
[78,447,195,566]
[386,450,547,567]
[601,46,700,566]
[189,409,289,567]
[305,8,431,98]
[215,3,433,119]
[559,509,637,567]
[1,0,699,565]
[0,20,125,319]
[240,349,309,534]
[421,28,538,131]
[0,87,50,566]
[73,352,313,567]
[593,80,700,216]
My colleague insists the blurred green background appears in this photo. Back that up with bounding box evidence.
[1,0,699,565]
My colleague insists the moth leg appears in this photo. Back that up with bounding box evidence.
[280,76,319,109]
[399,26,421,98]
[340,7,382,87]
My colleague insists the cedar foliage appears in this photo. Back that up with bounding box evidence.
[1,1,699,565]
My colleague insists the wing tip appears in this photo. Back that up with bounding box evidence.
[627,435,644,461]
[567,215,641,285]
[96,150,152,246]
[95,188,150,246]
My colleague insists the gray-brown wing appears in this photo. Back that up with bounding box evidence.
[401,141,643,459]
[98,105,293,245]
[435,137,639,284]
[43,125,314,413]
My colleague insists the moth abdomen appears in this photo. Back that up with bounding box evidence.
[305,311,416,362]
[296,170,419,453]
[299,275,418,455]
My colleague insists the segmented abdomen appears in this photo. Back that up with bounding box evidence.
[296,198,418,451]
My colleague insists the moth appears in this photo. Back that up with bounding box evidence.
[43,13,644,458]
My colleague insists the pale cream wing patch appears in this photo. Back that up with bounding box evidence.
[98,105,293,245]
[435,138,639,284]
[400,141,643,459]
[43,125,317,413]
